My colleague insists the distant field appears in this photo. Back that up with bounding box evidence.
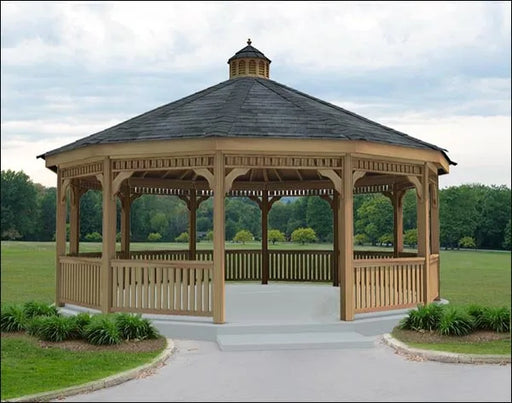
[1,241,510,307]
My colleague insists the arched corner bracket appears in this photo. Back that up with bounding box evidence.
[112,171,134,198]
[224,168,250,193]
[318,169,342,197]
[407,175,423,201]
[193,168,214,190]
[60,179,71,203]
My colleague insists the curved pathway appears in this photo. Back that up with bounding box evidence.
[60,339,511,402]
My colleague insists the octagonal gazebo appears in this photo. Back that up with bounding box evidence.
[38,40,454,324]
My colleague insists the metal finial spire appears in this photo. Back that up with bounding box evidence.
[247,38,252,46]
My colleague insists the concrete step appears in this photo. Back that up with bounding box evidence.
[216,331,376,351]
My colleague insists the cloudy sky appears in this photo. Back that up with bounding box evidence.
[1,1,510,189]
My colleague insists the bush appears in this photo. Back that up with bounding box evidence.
[84,315,121,345]
[268,229,286,245]
[291,227,317,244]
[115,313,159,341]
[175,232,189,243]
[233,230,253,244]
[458,236,476,249]
[1,305,27,332]
[23,301,59,318]
[70,312,93,339]
[438,308,475,336]
[147,232,162,242]
[478,307,511,333]
[27,315,75,342]
[84,232,102,242]
[206,230,214,241]
[399,303,444,331]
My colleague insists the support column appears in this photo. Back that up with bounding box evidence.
[340,155,354,321]
[261,189,269,284]
[120,194,131,258]
[55,169,67,307]
[430,178,441,300]
[417,164,430,304]
[100,158,116,313]
[392,188,405,258]
[69,181,81,255]
[189,189,197,260]
[213,152,225,324]
[332,191,339,287]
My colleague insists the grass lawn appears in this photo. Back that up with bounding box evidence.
[0,334,165,400]
[401,339,511,355]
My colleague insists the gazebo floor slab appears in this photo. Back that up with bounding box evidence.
[60,283,420,351]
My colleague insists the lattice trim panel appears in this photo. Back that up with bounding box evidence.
[112,156,214,172]
[354,158,422,176]
[225,155,343,169]
[61,161,103,179]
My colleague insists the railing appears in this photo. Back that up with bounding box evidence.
[269,250,332,281]
[354,258,425,313]
[429,254,440,301]
[354,251,417,260]
[110,259,213,316]
[123,249,189,261]
[59,256,101,309]
[226,250,261,280]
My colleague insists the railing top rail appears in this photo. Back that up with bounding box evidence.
[111,259,214,269]
[353,257,426,267]
[268,249,333,254]
[60,256,102,264]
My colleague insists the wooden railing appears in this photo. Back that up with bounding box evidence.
[226,250,261,280]
[123,250,189,261]
[353,251,417,260]
[354,258,425,313]
[429,254,440,301]
[110,259,213,316]
[59,256,101,309]
[269,250,332,281]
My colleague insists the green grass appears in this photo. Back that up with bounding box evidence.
[0,334,165,400]
[406,339,511,355]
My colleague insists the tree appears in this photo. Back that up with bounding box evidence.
[355,195,393,245]
[378,233,393,246]
[404,229,417,247]
[206,230,214,241]
[268,201,292,235]
[268,229,286,244]
[306,196,332,241]
[84,232,102,242]
[147,232,162,242]
[459,236,476,249]
[291,227,317,244]
[175,232,189,242]
[1,170,38,239]
[354,233,369,246]
[233,229,253,244]
[503,220,511,250]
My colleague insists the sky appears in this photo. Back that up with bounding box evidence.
[1,1,511,189]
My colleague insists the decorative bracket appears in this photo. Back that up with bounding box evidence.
[352,170,366,185]
[224,168,250,193]
[318,169,342,196]
[112,171,134,197]
[407,175,423,201]
[193,168,214,189]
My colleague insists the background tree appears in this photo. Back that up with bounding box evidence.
[404,229,417,247]
[268,229,286,244]
[36,187,56,241]
[355,195,393,245]
[306,196,332,241]
[175,232,189,242]
[354,233,369,246]
[503,219,511,250]
[233,229,253,244]
[459,236,476,249]
[291,227,317,244]
[147,232,162,242]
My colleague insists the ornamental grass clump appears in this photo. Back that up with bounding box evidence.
[399,303,444,331]
[438,307,475,336]
[479,307,511,333]
[28,315,75,342]
[84,315,121,345]
[70,312,93,339]
[23,301,59,319]
[1,305,27,332]
[115,313,160,341]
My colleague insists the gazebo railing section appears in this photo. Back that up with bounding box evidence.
[353,257,425,313]
[429,254,440,301]
[59,256,101,309]
[269,250,331,281]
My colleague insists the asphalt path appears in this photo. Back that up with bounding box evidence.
[60,339,511,402]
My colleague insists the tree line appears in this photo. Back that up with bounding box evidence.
[1,169,511,250]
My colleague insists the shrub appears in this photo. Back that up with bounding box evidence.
[84,232,102,242]
[291,227,317,244]
[23,301,59,318]
[115,313,159,341]
[268,229,286,245]
[458,236,476,249]
[399,303,444,331]
[175,232,189,243]
[233,230,253,244]
[467,304,486,328]
[1,305,27,332]
[147,232,162,242]
[84,315,121,345]
[70,312,93,339]
[438,308,475,336]
[206,230,214,241]
[28,315,75,342]
[478,307,511,333]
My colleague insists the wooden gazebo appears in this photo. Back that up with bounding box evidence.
[38,40,454,324]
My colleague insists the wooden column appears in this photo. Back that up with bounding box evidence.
[120,194,131,258]
[69,182,81,255]
[430,178,441,300]
[261,189,269,284]
[340,155,354,321]
[55,169,67,307]
[417,164,430,304]
[213,152,225,324]
[189,188,197,260]
[332,191,339,287]
[100,158,116,313]
[392,188,405,258]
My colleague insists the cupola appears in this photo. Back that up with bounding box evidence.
[227,39,271,79]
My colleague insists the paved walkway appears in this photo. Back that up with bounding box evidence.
[60,339,511,402]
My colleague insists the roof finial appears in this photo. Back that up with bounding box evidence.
[247,38,252,46]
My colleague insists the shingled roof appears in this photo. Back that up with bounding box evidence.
[227,42,271,63]
[38,76,454,165]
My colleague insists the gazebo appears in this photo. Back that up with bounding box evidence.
[38,40,454,324]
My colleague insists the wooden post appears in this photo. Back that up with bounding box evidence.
[55,169,67,307]
[213,152,225,324]
[332,191,339,287]
[120,194,131,258]
[69,182,80,255]
[340,155,354,321]
[417,164,430,304]
[189,188,197,260]
[100,158,116,313]
[392,188,405,258]
[261,189,269,284]
[430,178,440,300]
